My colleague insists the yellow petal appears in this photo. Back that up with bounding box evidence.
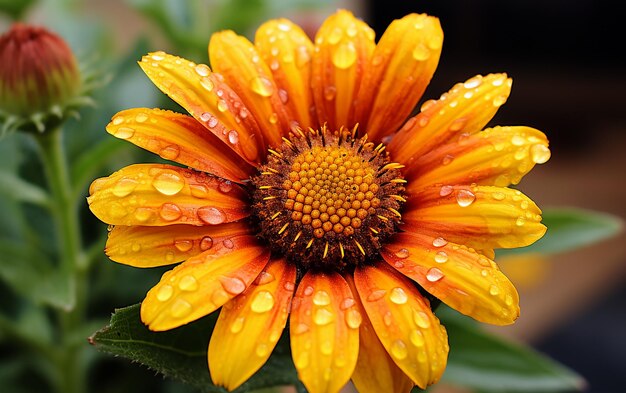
[355,13,443,141]
[345,276,414,393]
[141,235,270,331]
[290,271,359,393]
[403,185,546,249]
[354,263,448,389]
[390,73,512,164]
[139,52,263,164]
[311,9,375,131]
[107,108,255,182]
[88,164,248,226]
[106,221,253,267]
[209,258,296,391]
[255,18,316,130]
[404,126,550,190]
[209,31,290,148]
[383,232,520,325]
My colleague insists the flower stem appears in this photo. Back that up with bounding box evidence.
[35,127,87,393]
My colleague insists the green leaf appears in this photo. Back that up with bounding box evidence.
[499,207,622,256]
[0,238,75,310]
[0,171,50,207]
[90,304,304,393]
[438,308,585,392]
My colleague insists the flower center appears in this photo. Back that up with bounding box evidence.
[251,128,406,271]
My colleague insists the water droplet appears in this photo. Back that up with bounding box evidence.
[278,89,288,104]
[198,206,226,225]
[410,330,425,346]
[456,189,476,207]
[199,236,213,251]
[340,298,355,310]
[395,248,409,259]
[156,285,173,301]
[255,271,275,285]
[367,289,387,302]
[255,343,270,357]
[388,287,408,305]
[170,299,192,318]
[449,118,466,131]
[332,42,357,69]
[492,191,506,201]
[284,281,295,292]
[303,285,314,296]
[505,294,514,306]
[489,285,500,296]
[211,288,229,305]
[320,340,333,355]
[516,216,526,226]
[427,35,443,50]
[442,154,454,165]
[391,340,408,360]
[195,64,210,77]
[135,113,148,123]
[372,55,383,66]
[151,52,165,61]
[112,177,138,197]
[511,135,526,146]
[481,269,488,277]
[530,144,551,164]
[295,351,309,369]
[200,77,214,91]
[440,185,454,197]
[414,310,431,329]
[426,267,444,282]
[153,171,184,196]
[293,322,309,335]
[412,43,430,61]
[134,207,153,222]
[432,237,447,248]
[222,239,234,249]
[113,126,135,139]
[174,240,193,252]
[165,251,175,262]
[434,251,448,263]
[383,311,393,326]
[217,100,228,112]
[250,76,274,97]
[230,316,245,333]
[345,308,362,329]
[296,45,311,66]
[492,95,507,107]
[323,86,336,101]
[269,112,278,124]
[160,203,182,221]
[179,275,198,291]
[313,308,334,325]
[228,130,239,145]
[131,242,141,252]
[220,276,246,295]
[160,145,180,160]
[463,75,483,89]
[251,290,275,313]
[313,290,331,306]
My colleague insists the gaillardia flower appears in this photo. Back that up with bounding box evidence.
[89,10,550,393]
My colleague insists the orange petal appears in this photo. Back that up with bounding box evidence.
[209,31,290,148]
[389,73,512,165]
[290,271,360,393]
[88,164,248,226]
[139,52,263,164]
[209,258,296,391]
[404,126,550,190]
[140,235,270,331]
[383,232,520,325]
[105,221,253,267]
[107,108,255,182]
[345,276,414,393]
[311,10,375,131]
[354,263,448,389]
[355,13,443,141]
[403,185,546,249]
[255,18,317,130]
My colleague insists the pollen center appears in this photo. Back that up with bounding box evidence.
[251,128,405,271]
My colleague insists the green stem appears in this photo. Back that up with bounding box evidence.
[35,127,87,393]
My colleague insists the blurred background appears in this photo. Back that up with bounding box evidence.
[0,0,624,392]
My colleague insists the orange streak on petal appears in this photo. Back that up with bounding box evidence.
[345,276,414,393]
[354,263,448,389]
[87,164,248,226]
[355,13,442,141]
[390,73,512,165]
[255,18,317,130]
[209,258,296,391]
[139,52,263,164]
[290,271,359,393]
[140,235,270,331]
[209,31,290,149]
[403,185,546,249]
[107,108,254,182]
[311,9,375,131]
[383,232,520,325]
[105,221,253,267]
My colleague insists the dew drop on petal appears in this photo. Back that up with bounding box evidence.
[303,285,314,296]
[505,294,514,306]
[198,206,226,225]
[323,86,337,101]
[313,290,331,306]
[412,43,430,61]
[530,144,551,164]
[220,276,246,295]
[251,290,275,313]
[222,239,234,249]
[383,311,393,326]
[442,154,454,165]
[278,89,288,104]
[134,207,153,222]
[153,171,184,196]
[156,285,173,301]
[269,112,278,124]
[492,191,506,201]
[456,189,476,207]
[432,237,447,248]
[217,100,228,112]
[160,203,182,221]
[511,135,526,146]
[199,236,213,251]
[340,298,355,310]
[516,216,526,226]
[410,330,425,347]
[434,251,448,264]
[439,185,454,197]
[113,127,135,139]
[320,340,333,355]
[255,271,275,285]
[295,352,309,369]
[414,310,431,329]
[293,322,310,335]
[395,248,409,259]
[174,240,193,252]
[200,77,214,91]
[230,316,245,333]
[170,299,193,318]
[492,95,507,107]
[345,308,362,329]
[426,267,444,282]
[159,145,180,160]
[228,130,239,145]
[179,275,198,291]
[391,339,408,360]
[489,285,500,296]
[112,177,138,197]
[195,64,210,77]
[463,75,483,89]
[389,287,408,304]
[313,308,334,325]
[135,113,148,123]
[256,343,270,357]
[211,288,230,305]
[367,289,387,302]
[250,76,274,97]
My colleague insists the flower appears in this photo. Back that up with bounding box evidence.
[0,23,82,133]
[88,10,550,393]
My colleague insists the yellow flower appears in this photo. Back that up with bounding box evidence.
[88,10,550,393]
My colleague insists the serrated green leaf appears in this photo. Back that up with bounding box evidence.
[90,304,303,393]
[437,307,585,392]
[499,207,622,256]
